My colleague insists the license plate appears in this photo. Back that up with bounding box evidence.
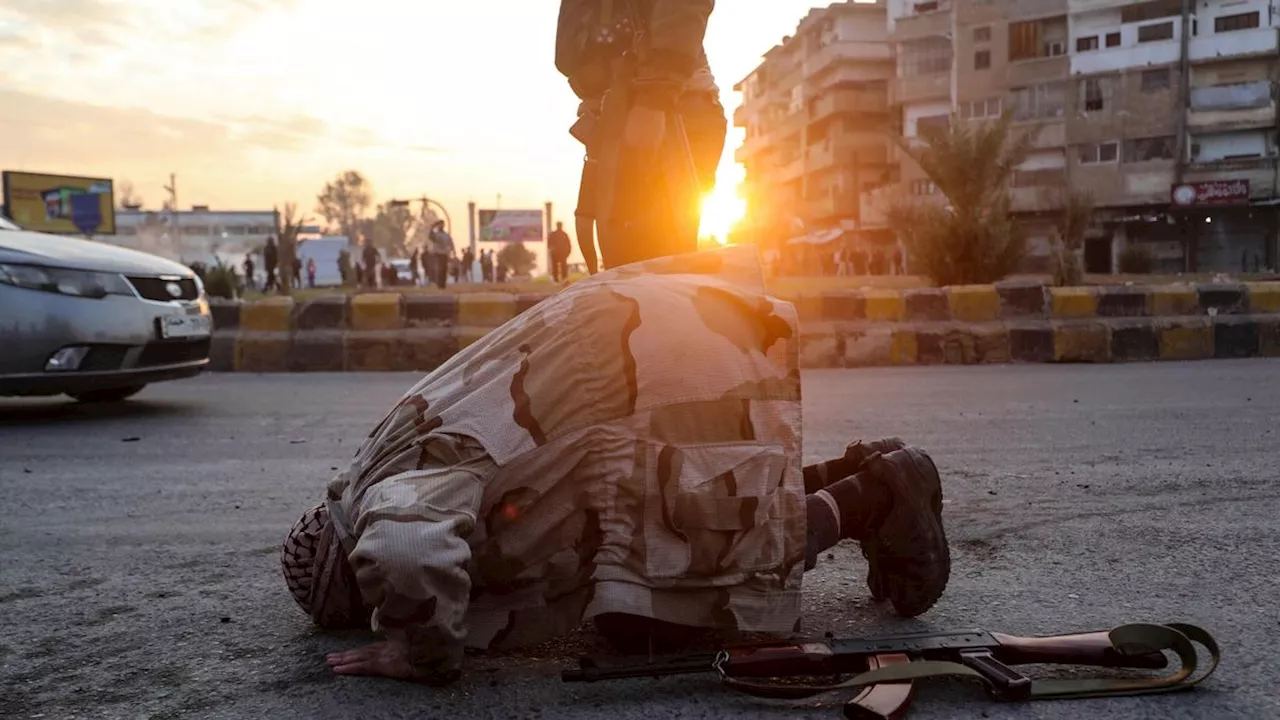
[160,313,212,339]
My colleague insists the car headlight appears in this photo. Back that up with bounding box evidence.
[0,263,134,299]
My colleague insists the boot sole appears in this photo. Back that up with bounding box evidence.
[881,448,951,618]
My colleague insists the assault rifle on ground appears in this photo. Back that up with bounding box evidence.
[562,622,1219,719]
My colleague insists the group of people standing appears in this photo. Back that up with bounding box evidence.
[243,236,318,293]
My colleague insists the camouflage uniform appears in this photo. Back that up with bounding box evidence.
[322,245,805,673]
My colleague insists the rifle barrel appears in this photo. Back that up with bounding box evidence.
[562,653,718,682]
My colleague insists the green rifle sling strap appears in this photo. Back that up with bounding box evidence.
[718,623,1221,703]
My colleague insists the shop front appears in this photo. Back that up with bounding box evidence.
[1170,179,1277,273]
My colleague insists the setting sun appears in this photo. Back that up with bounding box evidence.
[699,185,747,245]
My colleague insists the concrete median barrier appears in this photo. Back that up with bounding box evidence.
[1050,287,1098,319]
[458,293,517,328]
[1157,318,1215,362]
[295,296,349,330]
[351,293,404,331]
[1052,321,1110,363]
[239,296,293,332]
[1246,282,1280,313]
[209,282,1280,372]
[948,285,1001,323]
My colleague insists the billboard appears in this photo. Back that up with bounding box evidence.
[2,171,116,235]
[478,209,543,243]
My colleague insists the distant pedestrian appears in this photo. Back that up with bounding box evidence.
[362,238,380,289]
[548,221,571,283]
[263,237,279,292]
[410,248,422,286]
[307,257,317,288]
[481,249,494,283]
[427,221,455,290]
[338,249,351,286]
[461,247,475,283]
[243,253,256,291]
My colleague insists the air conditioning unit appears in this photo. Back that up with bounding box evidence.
[1045,41,1065,57]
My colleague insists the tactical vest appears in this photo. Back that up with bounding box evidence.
[555,0,641,101]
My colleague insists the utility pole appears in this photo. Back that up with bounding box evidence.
[1173,0,1193,272]
[163,173,180,252]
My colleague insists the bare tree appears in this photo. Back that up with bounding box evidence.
[118,180,143,210]
[274,202,311,295]
[315,171,373,244]
[1040,185,1096,286]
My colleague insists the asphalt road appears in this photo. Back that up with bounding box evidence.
[2,361,1278,720]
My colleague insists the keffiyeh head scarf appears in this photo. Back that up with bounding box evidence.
[281,503,370,629]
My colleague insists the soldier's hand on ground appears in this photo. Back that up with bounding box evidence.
[623,105,667,149]
[326,640,460,685]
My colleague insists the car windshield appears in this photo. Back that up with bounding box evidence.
[0,215,18,231]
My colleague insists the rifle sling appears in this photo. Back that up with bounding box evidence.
[718,623,1220,703]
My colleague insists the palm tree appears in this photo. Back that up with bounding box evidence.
[885,111,1042,286]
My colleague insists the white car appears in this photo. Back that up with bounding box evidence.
[0,214,212,401]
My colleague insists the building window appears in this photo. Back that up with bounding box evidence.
[1141,68,1171,92]
[1079,77,1113,112]
[1105,32,1121,47]
[974,50,991,70]
[973,26,991,43]
[915,114,950,135]
[1010,81,1066,121]
[1012,168,1065,188]
[898,37,952,77]
[911,180,938,196]
[1123,136,1176,162]
[1137,21,1175,43]
[1076,36,1099,52]
[960,97,1002,119]
[1215,12,1261,33]
[1120,0,1181,24]
[1009,21,1039,61]
[1079,142,1120,164]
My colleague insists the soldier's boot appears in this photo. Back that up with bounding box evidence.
[803,437,907,494]
[803,437,906,601]
[820,447,950,617]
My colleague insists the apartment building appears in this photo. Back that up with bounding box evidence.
[733,1,895,248]
[881,0,1279,274]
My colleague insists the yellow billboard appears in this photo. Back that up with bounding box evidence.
[2,171,116,235]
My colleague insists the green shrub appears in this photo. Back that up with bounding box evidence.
[204,259,243,300]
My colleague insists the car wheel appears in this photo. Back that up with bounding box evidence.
[70,385,147,403]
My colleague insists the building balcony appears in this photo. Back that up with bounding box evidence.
[1007,54,1070,86]
[1066,0,1137,12]
[1184,158,1278,198]
[811,64,895,88]
[1023,120,1066,150]
[1187,156,1279,173]
[1010,187,1063,213]
[777,154,807,183]
[1190,27,1279,64]
[889,5,952,42]
[1188,103,1277,133]
[809,88,889,124]
[803,41,892,79]
[1010,0,1068,20]
[891,72,951,106]
[732,104,748,128]
[1070,41,1179,77]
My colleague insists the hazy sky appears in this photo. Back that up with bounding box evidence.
[0,0,851,245]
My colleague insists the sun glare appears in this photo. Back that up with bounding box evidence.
[699,186,746,245]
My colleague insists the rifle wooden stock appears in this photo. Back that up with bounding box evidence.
[991,631,1168,670]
